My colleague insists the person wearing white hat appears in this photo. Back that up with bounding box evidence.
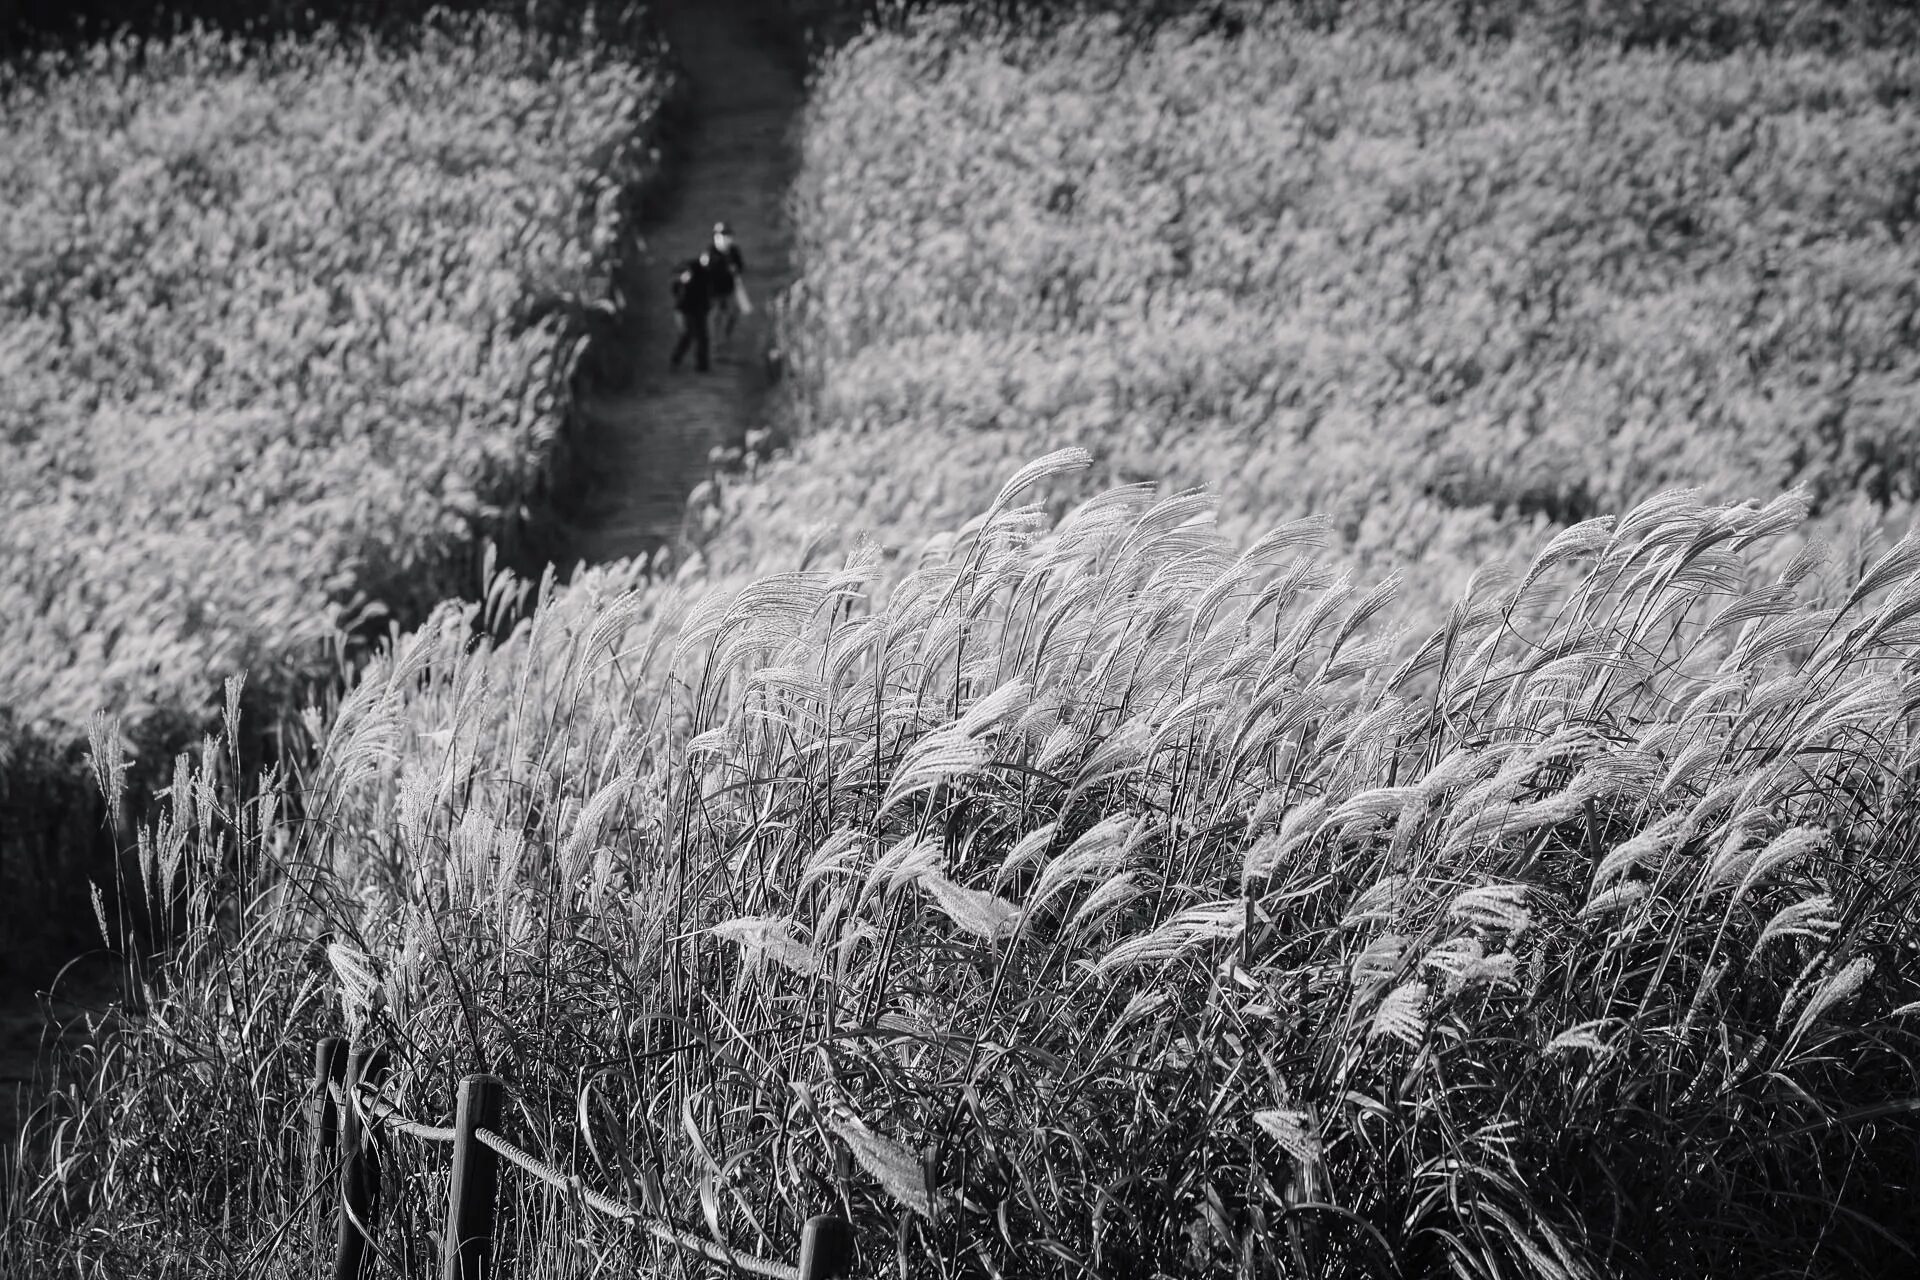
[707,221,751,340]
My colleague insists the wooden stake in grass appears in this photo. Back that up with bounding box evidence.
[311,1037,347,1253]
[798,1214,856,1280]
[334,1044,389,1280]
[311,1037,346,1181]
[442,1074,505,1280]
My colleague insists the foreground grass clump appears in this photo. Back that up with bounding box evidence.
[0,13,668,959]
[11,452,1920,1277]
[709,4,1919,600]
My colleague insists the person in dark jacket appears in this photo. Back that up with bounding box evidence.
[707,221,749,340]
[669,249,717,372]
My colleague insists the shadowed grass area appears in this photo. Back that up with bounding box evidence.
[9,452,1920,1277]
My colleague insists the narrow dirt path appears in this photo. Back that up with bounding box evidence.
[555,0,805,568]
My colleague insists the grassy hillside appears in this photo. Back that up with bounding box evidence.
[8,457,1920,1277]
[9,3,1920,1277]
[0,13,669,972]
[704,3,1918,617]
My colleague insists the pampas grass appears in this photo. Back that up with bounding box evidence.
[9,455,1920,1277]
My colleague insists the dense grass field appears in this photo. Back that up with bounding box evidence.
[0,12,669,967]
[9,2,1920,1277]
[709,3,1920,620]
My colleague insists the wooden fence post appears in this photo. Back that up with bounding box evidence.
[798,1214,855,1280]
[310,1037,346,1183]
[441,1073,505,1280]
[332,1044,390,1280]
[311,1035,347,1270]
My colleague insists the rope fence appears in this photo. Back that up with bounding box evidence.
[330,1078,459,1145]
[310,1035,855,1280]
[471,1126,805,1280]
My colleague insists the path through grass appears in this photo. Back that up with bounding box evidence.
[554,0,804,569]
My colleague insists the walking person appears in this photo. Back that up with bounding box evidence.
[707,221,751,342]
[669,249,717,373]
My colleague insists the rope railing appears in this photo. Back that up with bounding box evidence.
[331,1076,463,1144]
[310,1035,854,1280]
[472,1126,804,1280]
[347,1079,460,1144]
